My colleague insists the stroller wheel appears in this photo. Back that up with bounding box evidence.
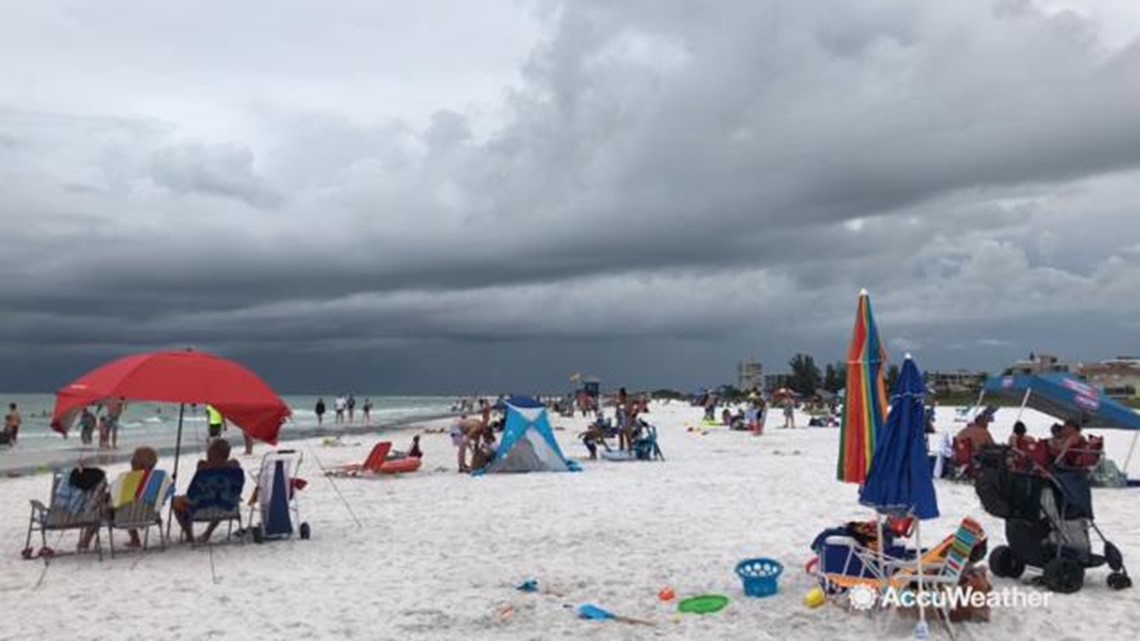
[299,523,311,540]
[1043,557,1084,594]
[1107,572,1132,591]
[251,526,265,544]
[989,545,1025,579]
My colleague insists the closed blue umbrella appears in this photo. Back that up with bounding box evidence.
[859,355,939,519]
[858,354,939,639]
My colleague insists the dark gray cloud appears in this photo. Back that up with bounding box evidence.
[2,0,1140,393]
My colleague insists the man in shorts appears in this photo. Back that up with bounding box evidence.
[107,397,126,449]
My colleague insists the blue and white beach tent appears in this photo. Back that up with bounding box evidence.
[484,397,581,473]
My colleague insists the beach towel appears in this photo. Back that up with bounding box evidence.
[110,469,174,509]
[55,468,106,514]
[187,468,245,512]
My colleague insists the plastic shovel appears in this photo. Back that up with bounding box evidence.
[577,604,655,626]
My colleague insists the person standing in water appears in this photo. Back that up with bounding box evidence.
[107,398,126,448]
[363,398,373,425]
[79,407,97,446]
[4,403,21,445]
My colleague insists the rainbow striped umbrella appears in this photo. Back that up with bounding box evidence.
[837,289,888,484]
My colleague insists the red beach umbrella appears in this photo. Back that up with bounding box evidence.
[52,349,290,483]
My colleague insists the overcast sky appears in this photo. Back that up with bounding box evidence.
[3,0,1140,394]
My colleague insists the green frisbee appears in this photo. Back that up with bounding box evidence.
[678,594,730,614]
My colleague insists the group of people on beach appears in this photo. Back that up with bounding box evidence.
[450,399,497,472]
[75,399,125,450]
[944,410,1100,478]
[314,394,373,426]
[74,437,244,551]
[578,387,658,459]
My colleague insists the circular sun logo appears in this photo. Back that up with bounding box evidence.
[848,585,878,611]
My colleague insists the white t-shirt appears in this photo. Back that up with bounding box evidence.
[335,397,347,411]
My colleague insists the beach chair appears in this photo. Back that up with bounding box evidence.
[885,517,986,640]
[326,441,392,477]
[247,450,311,543]
[183,467,246,545]
[24,467,108,561]
[105,469,173,557]
[949,438,977,480]
[633,425,665,461]
[815,517,986,614]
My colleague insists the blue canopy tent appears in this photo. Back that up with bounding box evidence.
[982,373,1140,477]
[481,396,580,474]
[859,355,940,638]
[982,374,1140,430]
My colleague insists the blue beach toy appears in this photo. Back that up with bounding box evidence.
[735,558,783,597]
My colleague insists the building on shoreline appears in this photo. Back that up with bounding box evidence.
[737,360,763,391]
[1077,357,1140,400]
[1006,352,1071,376]
[763,372,792,394]
[928,369,986,395]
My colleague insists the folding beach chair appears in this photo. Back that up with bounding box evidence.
[106,469,173,557]
[885,518,986,640]
[24,467,108,561]
[633,425,665,461]
[183,467,246,545]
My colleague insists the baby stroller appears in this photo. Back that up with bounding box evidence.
[975,446,1130,593]
[247,450,311,543]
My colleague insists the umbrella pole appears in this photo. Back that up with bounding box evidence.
[1015,389,1031,422]
[876,514,886,583]
[970,389,985,419]
[1123,433,1139,478]
[914,520,928,640]
[166,403,186,543]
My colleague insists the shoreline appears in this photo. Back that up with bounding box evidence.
[0,411,457,477]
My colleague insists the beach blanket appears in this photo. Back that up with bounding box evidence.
[110,469,174,509]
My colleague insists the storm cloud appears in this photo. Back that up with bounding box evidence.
[2,0,1139,393]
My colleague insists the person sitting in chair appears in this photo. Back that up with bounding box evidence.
[125,446,159,548]
[1007,421,1035,450]
[1052,418,1093,469]
[955,412,996,451]
[173,438,241,544]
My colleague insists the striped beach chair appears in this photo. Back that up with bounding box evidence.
[106,469,174,556]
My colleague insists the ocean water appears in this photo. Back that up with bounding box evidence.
[1,393,455,454]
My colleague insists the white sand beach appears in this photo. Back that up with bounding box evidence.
[1,402,1137,640]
